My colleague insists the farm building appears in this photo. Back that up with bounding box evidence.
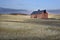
[31,9,48,19]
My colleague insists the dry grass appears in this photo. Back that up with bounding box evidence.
[48,14,60,19]
[0,14,60,40]
[0,14,30,21]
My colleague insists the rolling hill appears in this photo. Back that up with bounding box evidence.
[0,7,29,14]
[47,9,60,14]
[0,7,60,15]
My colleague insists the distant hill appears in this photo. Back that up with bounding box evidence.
[47,9,60,14]
[0,7,29,14]
[47,9,60,19]
[0,7,60,15]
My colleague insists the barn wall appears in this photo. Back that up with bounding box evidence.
[37,13,42,18]
[41,12,48,19]
[31,12,48,19]
[37,12,48,19]
[44,12,48,18]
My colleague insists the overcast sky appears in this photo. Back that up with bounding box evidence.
[0,0,60,10]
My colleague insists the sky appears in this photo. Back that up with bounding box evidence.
[0,0,60,11]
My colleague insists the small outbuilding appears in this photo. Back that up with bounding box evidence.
[31,9,48,19]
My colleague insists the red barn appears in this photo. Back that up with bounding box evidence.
[31,9,48,19]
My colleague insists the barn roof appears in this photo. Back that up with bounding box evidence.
[31,9,46,15]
